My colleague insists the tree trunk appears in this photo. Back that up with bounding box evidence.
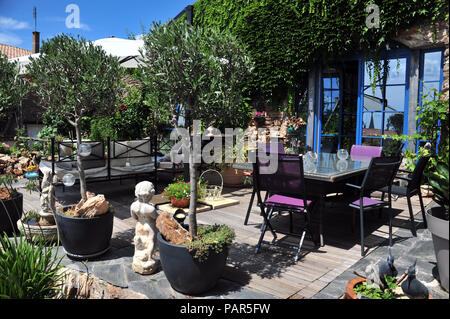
[188,142,198,239]
[75,123,88,203]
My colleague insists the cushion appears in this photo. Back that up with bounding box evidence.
[350,197,384,208]
[265,194,311,210]
[110,141,129,167]
[79,142,106,170]
[56,161,73,170]
[127,140,153,166]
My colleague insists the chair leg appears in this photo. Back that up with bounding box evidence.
[359,207,365,257]
[418,191,427,229]
[389,207,393,247]
[406,196,417,237]
[294,228,307,262]
[289,211,293,234]
[255,206,274,254]
[244,188,256,225]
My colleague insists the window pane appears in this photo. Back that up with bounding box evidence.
[386,58,407,85]
[323,77,339,89]
[363,86,383,111]
[342,114,357,136]
[384,112,404,136]
[322,112,339,135]
[362,138,381,147]
[422,81,440,100]
[340,136,355,152]
[362,112,382,136]
[385,85,406,111]
[321,135,338,153]
[423,51,442,82]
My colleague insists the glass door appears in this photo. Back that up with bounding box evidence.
[318,61,359,153]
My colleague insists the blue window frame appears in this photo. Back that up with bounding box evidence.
[360,50,410,148]
[416,49,444,154]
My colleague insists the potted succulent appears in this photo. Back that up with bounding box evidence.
[162,180,205,208]
[425,160,449,291]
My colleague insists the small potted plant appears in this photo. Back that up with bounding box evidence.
[0,174,24,236]
[162,179,205,208]
[425,160,449,291]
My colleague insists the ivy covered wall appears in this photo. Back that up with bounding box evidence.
[192,0,448,106]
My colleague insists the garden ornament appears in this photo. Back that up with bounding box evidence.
[364,261,383,289]
[130,181,159,275]
[39,170,57,225]
[401,260,429,299]
[378,248,398,285]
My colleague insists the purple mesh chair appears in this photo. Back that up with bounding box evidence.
[380,155,431,236]
[350,144,383,162]
[244,142,285,225]
[346,156,402,256]
[253,154,317,261]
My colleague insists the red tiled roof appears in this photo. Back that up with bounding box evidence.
[0,43,32,59]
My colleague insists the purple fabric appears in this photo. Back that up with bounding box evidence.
[265,194,311,209]
[350,145,382,159]
[350,197,384,208]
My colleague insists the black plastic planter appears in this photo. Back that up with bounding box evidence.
[0,193,23,236]
[55,210,114,260]
[157,232,229,295]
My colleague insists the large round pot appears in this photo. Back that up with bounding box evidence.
[171,198,189,208]
[221,166,245,187]
[0,192,23,236]
[157,232,229,295]
[55,210,114,260]
[426,203,449,291]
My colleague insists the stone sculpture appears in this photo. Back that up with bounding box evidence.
[130,181,159,275]
[39,170,56,225]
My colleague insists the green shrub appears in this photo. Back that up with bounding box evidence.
[427,161,449,216]
[353,275,398,299]
[0,234,65,299]
[186,224,235,262]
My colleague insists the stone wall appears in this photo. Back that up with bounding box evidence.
[395,21,449,101]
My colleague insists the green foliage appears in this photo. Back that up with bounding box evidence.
[186,224,235,262]
[162,181,205,201]
[141,21,254,131]
[0,234,65,299]
[427,161,449,215]
[0,53,26,120]
[193,0,448,104]
[353,275,398,299]
[26,34,124,129]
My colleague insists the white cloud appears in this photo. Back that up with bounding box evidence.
[0,16,30,30]
[0,32,23,45]
[79,23,91,31]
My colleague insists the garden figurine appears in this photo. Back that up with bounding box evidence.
[38,170,57,226]
[130,181,159,275]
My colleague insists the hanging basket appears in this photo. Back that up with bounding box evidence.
[199,169,223,201]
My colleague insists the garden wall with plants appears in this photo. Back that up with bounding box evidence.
[192,0,448,109]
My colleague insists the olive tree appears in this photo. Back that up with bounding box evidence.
[141,21,253,237]
[26,35,124,202]
[0,53,25,134]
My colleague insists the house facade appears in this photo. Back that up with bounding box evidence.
[299,22,448,154]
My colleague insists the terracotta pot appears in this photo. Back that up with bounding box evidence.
[221,166,245,187]
[171,198,189,208]
[345,277,434,299]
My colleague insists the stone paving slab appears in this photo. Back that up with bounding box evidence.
[311,212,449,299]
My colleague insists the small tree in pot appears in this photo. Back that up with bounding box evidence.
[141,21,252,294]
[26,34,124,258]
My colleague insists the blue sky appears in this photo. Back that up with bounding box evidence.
[0,0,194,50]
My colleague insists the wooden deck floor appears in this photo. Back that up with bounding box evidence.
[20,180,432,299]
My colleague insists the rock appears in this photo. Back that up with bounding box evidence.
[156,211,192,245]
[75,194,109,218]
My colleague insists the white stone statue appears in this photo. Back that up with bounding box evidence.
[39,170,56,225]
[130,181,159,275]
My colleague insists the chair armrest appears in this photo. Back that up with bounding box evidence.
[345,183,361,189]
[398,168,412,174]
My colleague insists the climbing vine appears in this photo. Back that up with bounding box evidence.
[192,0,448,106]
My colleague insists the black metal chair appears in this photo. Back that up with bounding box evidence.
[253,153,317,261]
[346,156,402,256]
[380,155,431,237]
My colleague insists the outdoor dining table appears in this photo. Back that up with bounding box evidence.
[234,152,372,246]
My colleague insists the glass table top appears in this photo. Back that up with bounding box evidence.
[232,152,371,182]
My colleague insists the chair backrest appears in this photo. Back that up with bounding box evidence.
[253,154,306,198]
[350,144,382,158]
[258,141,285,155]
[408,155,431,192]
[361,156,402,194]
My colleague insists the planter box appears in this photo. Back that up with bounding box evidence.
[426,203,449,291]
[0,192,23,236]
